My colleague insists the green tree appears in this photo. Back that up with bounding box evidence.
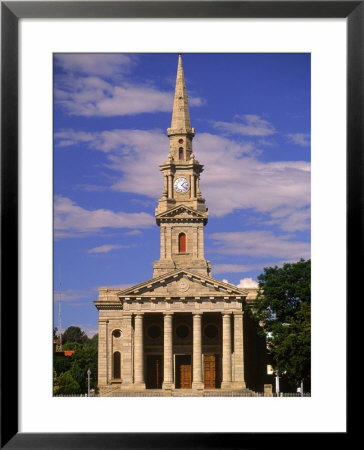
[53,370,60,395]
[89,333,98,348]
[70,346,98,392]
[248,259,311,390]
[54,354,72,376]
[62,341,83,351]
[56,371,80,395]
[62,326,87,345]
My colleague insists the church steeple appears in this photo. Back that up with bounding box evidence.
[153,54,211,278]
[166,54,195,162]
[170,54,192,131]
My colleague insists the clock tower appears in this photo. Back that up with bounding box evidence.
[153,54,211,277]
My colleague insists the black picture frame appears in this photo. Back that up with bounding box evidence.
[1,1,356,448]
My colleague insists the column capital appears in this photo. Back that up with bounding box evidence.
[163,312,174,316]
[134,312,144,317]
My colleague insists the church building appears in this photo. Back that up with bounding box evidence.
[94,55,267,396]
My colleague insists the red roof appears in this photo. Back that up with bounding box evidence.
[55,350,75,357]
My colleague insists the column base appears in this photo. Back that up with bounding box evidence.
[220,381,233,389]
[162,382,175,390]
[192,381,204,390]
[231,381,246,390]
[133,382,146,389]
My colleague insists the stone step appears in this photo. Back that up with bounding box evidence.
[98,388,262,397]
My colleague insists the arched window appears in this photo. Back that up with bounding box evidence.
[179,233,186,253]
[179,148,184,160]
[113,351,121,379]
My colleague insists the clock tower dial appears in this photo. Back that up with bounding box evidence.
[174,177,190,194]
[153,54,211,278]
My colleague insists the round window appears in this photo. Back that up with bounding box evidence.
[178,139,184,144]
[204,324,218,339]
[148,325,161,339]
[113,330,121,338]
[176,324,189,339]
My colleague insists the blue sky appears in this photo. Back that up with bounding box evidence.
[53,53,310,337]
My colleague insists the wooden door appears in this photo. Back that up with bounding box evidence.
[204,354,217,389]
[146,355,163,389]
[176,355,192,389]
[180,362,191,389]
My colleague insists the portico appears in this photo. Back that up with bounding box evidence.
[95,270,248,392]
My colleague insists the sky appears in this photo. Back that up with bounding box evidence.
[53,53,311,337]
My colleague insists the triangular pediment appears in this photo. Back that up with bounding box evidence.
[156,205,207,221]
[116,269,248,299]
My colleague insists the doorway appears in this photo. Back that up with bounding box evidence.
[175,355,192,389]
[204,354,219,389]
[146,355,163,389]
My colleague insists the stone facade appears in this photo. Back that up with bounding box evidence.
[94,54,265,395]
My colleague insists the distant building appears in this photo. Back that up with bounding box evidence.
[94,55,268,396]
[53,339,75,358]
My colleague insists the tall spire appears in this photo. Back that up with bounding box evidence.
[170,54,192,131]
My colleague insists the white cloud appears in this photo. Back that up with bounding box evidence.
[286,133,311,147]
[214,114,276,136]
[55,54,135,77]
[55,76,175,117]
[194,133,310,222]
[88,244,130,254]
[53,287,98,302]
[54,129,310,232]
[124,230,142,236]
[55,130,95,147]
[212,263,263,275]
[237,277,259,289]
[54,53,205,117]
[54,196,154,239]
[209,230,310,259]
[265,206,311,231]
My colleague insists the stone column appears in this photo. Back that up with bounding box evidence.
[162,313,175,389]
[232,312,246,389]
[134,314,145,389]
[168,175,173,199]
[221,313,232,389]
[196,176,201,198]
[192,313,204,389]
[97,319,108,386]
[121,313,133,389]
[162,174,168,198]
[191,174,195,198]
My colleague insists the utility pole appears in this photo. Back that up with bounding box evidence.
[87,369,91,397]
[56,275,63,351]
[275,371,280,397]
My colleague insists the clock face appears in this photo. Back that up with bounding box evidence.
[174,177,190,193]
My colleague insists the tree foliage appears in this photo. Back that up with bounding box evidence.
[70,346,98,392]
[53,326,98,395]
[61,326,87,345]
[248,259,311,389]
[55,371,80,395]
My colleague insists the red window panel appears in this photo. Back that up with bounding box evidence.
[179,233,186,253]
